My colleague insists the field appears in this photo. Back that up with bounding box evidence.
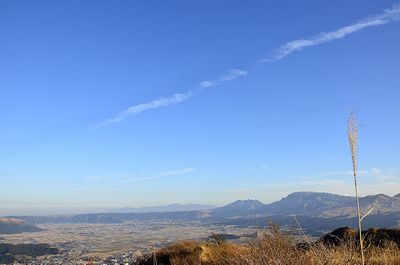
[0,220,259,258]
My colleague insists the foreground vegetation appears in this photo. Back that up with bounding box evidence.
[138,227,400,265]
[0,243,59,264]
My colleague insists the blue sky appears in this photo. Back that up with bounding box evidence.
[1,0,400,213]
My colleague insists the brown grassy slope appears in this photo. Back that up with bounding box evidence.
[137,229,400,265]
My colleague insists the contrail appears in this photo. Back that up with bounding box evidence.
[262,4,400,62]
[97,4,400,126]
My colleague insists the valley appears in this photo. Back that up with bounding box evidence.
[1,192,399,264]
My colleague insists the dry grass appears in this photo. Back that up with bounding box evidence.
[348,111,366,265]
[139,228,400,265]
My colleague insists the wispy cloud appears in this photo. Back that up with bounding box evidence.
[262,4,400,62]
[160,168,196,176]
[76,168,196,193]
[199,69,247,88]
[371,167,399,182]
[122,168,196,183]
[85,175,110,182]
[263,168,400,198]
[97,69,247,126]
[98,4,400,126]
[312,170,368,178]
[259,162,270,169]
[97,91,192,126]
[293,168,400,195]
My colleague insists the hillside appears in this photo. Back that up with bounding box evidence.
[320,193,400,218]
[0,218,42,234]
[264,192,400,218]
[208,192,400,218]
[135,227,400,265]
[0,243,59,264]
[210,199,267,217]
[264,192,354,216]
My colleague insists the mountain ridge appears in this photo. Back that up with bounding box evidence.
[210,192,400,218]
[210,199,267,217]
[115,203,215,213]
[7,192,400,225]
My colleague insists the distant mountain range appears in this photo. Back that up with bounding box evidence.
[270,192,400,218]
[5,192,400,234]
[210,192,400,218]
[115,203,215,213]
[206,192,400,235]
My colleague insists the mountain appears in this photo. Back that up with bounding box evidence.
[264,192,354,217]
[116,203,214,213]
[207,192,400,219]
[395,193,400,198]
[321,193,400,218]
[0,218,42,234]
[262,192,400,218]
[361,194,400,212]
[210,199,268,217]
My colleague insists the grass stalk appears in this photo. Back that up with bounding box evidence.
[348,112,365,265]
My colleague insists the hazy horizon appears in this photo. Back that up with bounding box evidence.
[1,190,400,216]
[1,1,400,211]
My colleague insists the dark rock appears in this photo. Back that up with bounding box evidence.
[319,227,357,246]
[319,226,400,247]
[0,254,14,264]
